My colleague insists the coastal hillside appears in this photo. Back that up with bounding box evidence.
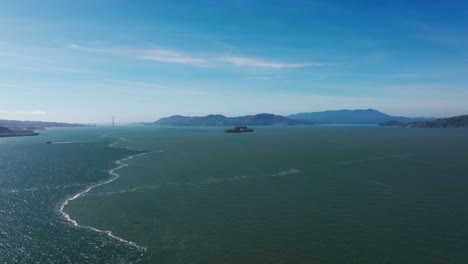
[0,119,87,129]
[0,127,12,133]
[0,126,40,137]
[403,115,468,128]
[288,109,431,124]
[151,113,306,126]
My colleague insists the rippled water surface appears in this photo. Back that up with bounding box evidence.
[1,126,468,263]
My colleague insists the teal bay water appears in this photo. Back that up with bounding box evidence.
[1,126,468,263]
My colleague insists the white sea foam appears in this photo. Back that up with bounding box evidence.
[85,184,161,197]
[337,157,384,165]
[195,169,301,185]
[88,168,302,197]
[271,168,301,177]
[49,141,100,144]
[58,137,149,251]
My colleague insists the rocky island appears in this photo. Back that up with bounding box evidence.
[224,126,254,133]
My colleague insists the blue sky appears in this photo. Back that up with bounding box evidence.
[1,0,467,123]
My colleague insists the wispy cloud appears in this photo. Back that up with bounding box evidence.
[67,44,131,55]
[68,44,207,66]
[137,49,207,66]
[0,110,47,116]
[68,43,326,69]
[221,56,330,69]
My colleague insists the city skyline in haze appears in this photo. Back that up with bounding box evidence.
[1,0,467,123]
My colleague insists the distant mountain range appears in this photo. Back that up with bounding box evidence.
[288,109,432,124]
[149,110,436,126]
[150,114,306,126]
[0,119,88,129]
[403,115,468,128]
[3,111,465,129]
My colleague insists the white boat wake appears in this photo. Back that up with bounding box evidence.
[49,140,100,144]
[58,137,149,251]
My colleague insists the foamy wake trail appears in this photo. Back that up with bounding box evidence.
[337,157,384,165]
[58,137,149,251]
[87,169,302,197]
[85,184,161,197]
[50,141,100,144]
[271,168,301,176]
[195,169,302,185]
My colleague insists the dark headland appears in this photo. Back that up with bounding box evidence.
[402,115,468,128]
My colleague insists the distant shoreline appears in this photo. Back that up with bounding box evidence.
[0,132,40,137]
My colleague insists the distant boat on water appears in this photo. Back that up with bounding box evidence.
[224,126,254,133]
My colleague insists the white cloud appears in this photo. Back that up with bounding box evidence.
[221,56,331,70]
[137,49,207,66]
[221,56,308,69]
[68,43,327,69]
[67,44,132,55]
[68,44,207,66]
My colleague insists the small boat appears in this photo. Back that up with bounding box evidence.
[46,141,53,144]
